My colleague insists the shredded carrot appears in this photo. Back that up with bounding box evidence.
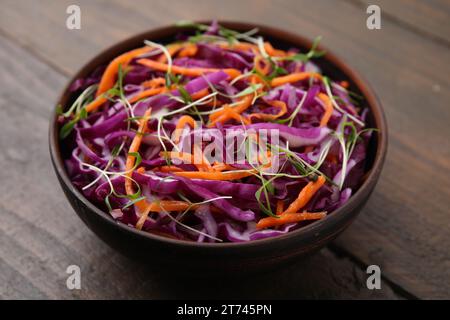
[173,115,197,143]
[157,165,183,172]
[137,58,241,79]
[85,85,166,113]
[146,200,191,212]
[178,44,198,58]
[208,106,231,123]
[84,96,108,113]
[160,151,210,171]
[317,93,333,127]
[263,42,286,57]
[250,73,267,87]
[172,170,255,181]
[256,212,326,229]
[208,107,227,122]
[96,46,153,97]
[141,77,165,88]
[208,94,253,126]
[208,105,251,127]
[157,43,183,63]
[218,42,258,53]
[340,80,349,88]
[249,100,287,121]
[193,144,213,172]
[254,55,270,76]
[136,199,193,229]
[136,167,145,174]
[125,108,152,214]
[218,41,286,57]
[211,163,234,172]
[190,88,209,100]
[276,200,284,215]
[283,175,326,213]
[270,72,322,87]
[226,108,251,124]
[129,87,167,103]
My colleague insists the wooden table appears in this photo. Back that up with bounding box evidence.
[0,0,448,299]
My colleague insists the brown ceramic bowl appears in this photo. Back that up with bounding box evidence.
[49,21,387,274]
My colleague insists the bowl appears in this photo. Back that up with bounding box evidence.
[49,21,387,274]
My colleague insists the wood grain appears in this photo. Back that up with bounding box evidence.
[358,0,450,44]
[0,0,449,299]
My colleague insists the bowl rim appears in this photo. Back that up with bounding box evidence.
[49,20,388,250]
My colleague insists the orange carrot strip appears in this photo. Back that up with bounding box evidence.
[193,144,212,172]
[125,108,152,214]
[136,199,193,229]
[160,151,209,171]
[249,100,287,121]
[276,200,284,215]
[211,163,234,172]
[128,87,167,103]
[137,58,241,79]
[340,80,349,88]
[136,167,145,174]
[96,46,153,97]
[157,165,183,172]
[317,93,334,127]
[256,212,326,229]
[218,42,258,53]
[172,170,255,181]
[191,88,210,100]
[208,105,251,127]
[250,73,267,87]
[87,83,163,113]
[233,94,255,114]
[208,107,227,122]
[208,94,253,125]
[85,96,108,113]
[157,43,183,63]
[254,55,270,76]
[263,42,286,57]
[270,72,322,87]
[221,108,251,125]
[178,44,198,57]
[141,77,165,88]
[219,41,285,57]
[146,200,191,212]
[284,175,326,213]
[173,115,197,143]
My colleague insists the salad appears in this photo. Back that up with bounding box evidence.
[58,21,375,243]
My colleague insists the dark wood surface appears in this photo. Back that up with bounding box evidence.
[0,0,448,299]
